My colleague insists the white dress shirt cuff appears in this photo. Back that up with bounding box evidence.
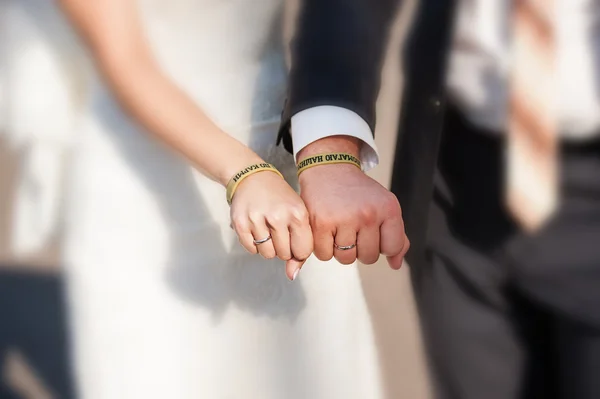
[290,106,379,171]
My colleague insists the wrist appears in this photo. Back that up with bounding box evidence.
[218,151,265,187]
[296,136,363,183]
[226,163,284,205]
[296,135,361,162]
[298,158,364,187]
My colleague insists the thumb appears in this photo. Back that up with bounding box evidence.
[386,253,405,270]
[285,257,307,281]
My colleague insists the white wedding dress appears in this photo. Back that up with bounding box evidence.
[2,1,383,398]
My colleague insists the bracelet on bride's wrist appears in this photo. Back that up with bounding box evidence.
[226,163,284,205]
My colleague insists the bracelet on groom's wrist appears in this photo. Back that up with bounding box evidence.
[296,153,362,176]
[226,163,284,205]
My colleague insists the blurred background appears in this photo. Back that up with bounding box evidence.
[0,0,432,398]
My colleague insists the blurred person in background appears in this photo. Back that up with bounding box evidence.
[3,0,389,397]
[1,1,78,397]
[281,0,600,398]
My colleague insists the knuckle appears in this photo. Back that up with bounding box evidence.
[231,216,248,232]
[266,210,286,226]
[290,205,309,224]
[248,211,263,225]
[383,194,402,217]
[291,239,313,259]
[294,247,313,261]
[360,254,380,265]
[311,214,332,232]
[402,238,411,255]
[278,252,292,261]
[358,206,378,225]
[261,250,277,260]
[337,255,356,266]
[315,250,333,262]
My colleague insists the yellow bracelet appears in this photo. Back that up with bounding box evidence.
[297,153,362,176]
[226,163,284,205]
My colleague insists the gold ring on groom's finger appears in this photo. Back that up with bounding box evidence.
[334,243,356,251]
[253,235,272,245]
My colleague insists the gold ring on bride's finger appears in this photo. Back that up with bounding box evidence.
[253,235,272,245]
[334,243,356,251]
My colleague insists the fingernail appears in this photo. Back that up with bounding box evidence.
[292,268,300,281]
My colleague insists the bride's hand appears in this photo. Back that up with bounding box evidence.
[59,0,312,280]
[230,171,313,281]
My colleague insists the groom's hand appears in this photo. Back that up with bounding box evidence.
[297,136,409,269]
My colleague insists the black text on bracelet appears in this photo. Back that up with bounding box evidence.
[296,153,361,176]
[226,163,284,205]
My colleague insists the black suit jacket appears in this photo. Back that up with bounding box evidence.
[278,0,457,266]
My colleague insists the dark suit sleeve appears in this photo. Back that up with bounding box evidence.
[277,0,402,153]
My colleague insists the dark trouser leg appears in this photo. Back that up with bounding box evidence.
[555,318,600,398]
[413,108,558,399]
[0,385,20,399]
[0,270,76,399]
[416,250,558,399]
[506,138,600,399]
[0,268,17,399]
[415,250,525,399]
